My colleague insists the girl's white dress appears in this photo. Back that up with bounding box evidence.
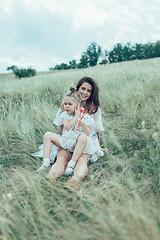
[31,108,104,163]
[56,111,96,155]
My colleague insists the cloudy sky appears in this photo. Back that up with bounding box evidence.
[0,0,160,73]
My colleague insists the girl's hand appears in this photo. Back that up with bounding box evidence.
[78,107,85,129]
[78,120,90,135]
[75,106,80,118]
[79,107,85,116]
[78,119,84,128]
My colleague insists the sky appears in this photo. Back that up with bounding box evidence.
[0,0,160,73]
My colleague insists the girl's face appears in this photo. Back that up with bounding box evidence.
[78,82,92,102]
[63,96,78,115]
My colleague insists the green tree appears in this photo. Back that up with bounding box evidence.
[7,65,36,78]
[68,59,77,69]
[123,42,135,61]
[14,67,36,78]
[6,65,18,72]
[133,43,146,60]
[78,52,89,68]
[54,63,70,70]
[108,43,124,63]
[143,42,154,59]
[86,42,102,66]
[153,40,160,57]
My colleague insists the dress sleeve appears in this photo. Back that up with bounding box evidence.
[92,108,104,132]
[83,114,95,128]
[53,109,64,126]
[61,111,70,120]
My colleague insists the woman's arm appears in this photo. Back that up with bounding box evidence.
[97,132,100,143]
[97,131,105,152]
[58,125,63,135]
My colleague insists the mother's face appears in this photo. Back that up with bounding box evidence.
[78,82,92,102]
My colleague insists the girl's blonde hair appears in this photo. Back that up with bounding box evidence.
[64,85,82,104]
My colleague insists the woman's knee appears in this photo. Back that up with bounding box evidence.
[73,159,88,181]
[48,160,65,178]
[57,150,71,163]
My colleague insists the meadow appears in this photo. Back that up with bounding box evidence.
[0,58,160,240]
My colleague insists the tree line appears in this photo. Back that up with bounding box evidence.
[49,40,160,70]
[6,40,160,78]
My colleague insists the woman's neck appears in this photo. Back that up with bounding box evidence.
[81,101,86,107]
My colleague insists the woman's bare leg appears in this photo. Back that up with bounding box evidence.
[65,154,89,190]
[48,149,71,181]
[64,153,90,190]
[72,153,90,181]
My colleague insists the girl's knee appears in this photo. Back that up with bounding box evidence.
[44,131,50,139]
[57,150,70,164]
[43,132,54,141]
[78,134,87,144]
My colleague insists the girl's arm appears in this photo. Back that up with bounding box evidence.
[63,107,80,131]
[63,115,79,131]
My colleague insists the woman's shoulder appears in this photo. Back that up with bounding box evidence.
[83,114,95,125]
[90,107,102,117]
[83,113,91,120]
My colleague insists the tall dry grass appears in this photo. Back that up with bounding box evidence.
[0,58,160,239]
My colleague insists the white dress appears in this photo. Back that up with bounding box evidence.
[54,108,104,162]
[31,108,104,163]
[56,111,96,155]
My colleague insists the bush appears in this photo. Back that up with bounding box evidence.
[6,65,36,78]
[14,67,36,78]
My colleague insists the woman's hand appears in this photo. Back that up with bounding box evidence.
[100,147,106,152]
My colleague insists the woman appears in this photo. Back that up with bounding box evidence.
[47,77,105,190]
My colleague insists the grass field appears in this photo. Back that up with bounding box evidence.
[0,58,160,240]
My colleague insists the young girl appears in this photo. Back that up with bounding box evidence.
[36,86,96,175]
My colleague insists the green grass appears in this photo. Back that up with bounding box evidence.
[0,58,160,239]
